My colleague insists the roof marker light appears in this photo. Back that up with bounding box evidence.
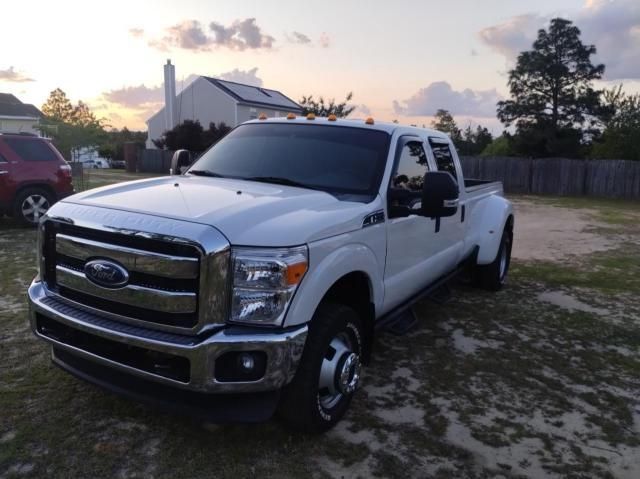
[328,114,337,121]
[258,113,267,120]
[365,117,375,125]
[306,113,316,120]
[286,113,296,120]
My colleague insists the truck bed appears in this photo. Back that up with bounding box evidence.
[465,178,503,194]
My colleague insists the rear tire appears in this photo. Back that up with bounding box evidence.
[13,188,54,226]
[476,226,512,291]
[278,303,364,433]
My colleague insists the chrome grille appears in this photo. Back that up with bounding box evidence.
[55,266,197,314]
[56,234,199,279]
[40,209,230,334]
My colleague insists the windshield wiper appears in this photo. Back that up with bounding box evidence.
[188,169,226,178]
[245,176,319,190]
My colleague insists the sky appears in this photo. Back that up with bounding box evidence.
[1,0,639,133]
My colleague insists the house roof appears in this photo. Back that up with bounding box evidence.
[0,93,42,118]
[202,77,303,112]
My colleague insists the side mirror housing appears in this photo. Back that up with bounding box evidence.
[170,150,192,175]
[421,171,459,218]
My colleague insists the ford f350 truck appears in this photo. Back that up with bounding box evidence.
[28,116,513,433]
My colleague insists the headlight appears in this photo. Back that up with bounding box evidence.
[230,246,308,326]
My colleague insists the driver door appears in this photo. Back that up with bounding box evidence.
[383,137,452,312]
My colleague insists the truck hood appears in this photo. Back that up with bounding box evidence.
[62,176,376,246]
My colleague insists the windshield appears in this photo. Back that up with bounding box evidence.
[187,123,390,198]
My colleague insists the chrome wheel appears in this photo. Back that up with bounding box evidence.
[21,194,50,223]
[499,234,511,282]
[318,332,361,410]
[499,246,507,279]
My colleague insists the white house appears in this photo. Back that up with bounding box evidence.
[0,93,42,135]
[146,60,303,148]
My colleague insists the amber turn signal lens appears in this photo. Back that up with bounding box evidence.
[286,112,296,120]
[365,117,374,125]
[286,262,308,286]
[306,113,316,120]
[328,114,337,121]
[258,113,267,120]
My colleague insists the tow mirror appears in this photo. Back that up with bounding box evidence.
[170,150,192,175]
[421,171,459,218]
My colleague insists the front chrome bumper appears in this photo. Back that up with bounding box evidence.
[28,280,308,394]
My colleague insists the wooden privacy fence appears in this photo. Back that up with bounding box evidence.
[138,149,174,174]
[460,157,640,199]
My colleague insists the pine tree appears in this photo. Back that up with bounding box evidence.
[497,18,605,157]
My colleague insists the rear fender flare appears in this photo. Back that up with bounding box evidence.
[473,196,514,265]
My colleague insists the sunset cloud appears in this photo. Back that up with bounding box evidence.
[286,31,312,44]
[352,104,371,116]
[128,27,144,38]
[393,81,502,118]
[103,84,164,109]
[148,18,275,52]
[218,67,263,86]
[319,32,331,48]
[0,66,34,83]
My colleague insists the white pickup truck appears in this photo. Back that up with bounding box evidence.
[28,116,513,433]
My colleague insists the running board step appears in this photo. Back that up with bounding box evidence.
[385,309,418,336]
[427,283,452,304]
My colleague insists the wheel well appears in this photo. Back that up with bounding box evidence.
[13,183,57,206]
[505,214,514,232]
[320,271,375,364]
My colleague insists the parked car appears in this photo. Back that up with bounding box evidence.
[109,159,126,169]
[0,133,73,225]
[80,159,109,169]
[28,117,513,432]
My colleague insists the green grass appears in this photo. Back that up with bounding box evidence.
[1,195,639,478]
[511,242,640,294]
[73,169,162,192]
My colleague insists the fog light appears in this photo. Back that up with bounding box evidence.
[238,353,255,371]
[215,351,267,382]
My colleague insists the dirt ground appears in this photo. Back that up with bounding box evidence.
[511,197,639,262]
[1,192,639,479]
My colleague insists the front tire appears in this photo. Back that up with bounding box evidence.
[476,225,513,291]
[13,188,54,226]
[278,303,364,433]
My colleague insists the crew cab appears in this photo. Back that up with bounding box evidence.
[28,117,513,432]
[0,133,73,225]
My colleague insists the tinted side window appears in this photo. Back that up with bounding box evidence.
[4,138,59,162]
[430,140,457,183]
[392,140,429,191]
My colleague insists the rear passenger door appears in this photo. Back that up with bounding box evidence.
[427,138,465,265]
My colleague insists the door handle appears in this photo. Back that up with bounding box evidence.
[443,199,459,208]
[0,170,8,175]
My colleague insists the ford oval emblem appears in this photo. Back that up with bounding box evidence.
[84,259,129,289]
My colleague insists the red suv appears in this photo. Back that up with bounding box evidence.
[0,133,74,225]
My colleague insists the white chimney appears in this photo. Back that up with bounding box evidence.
[163,59,177,130]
